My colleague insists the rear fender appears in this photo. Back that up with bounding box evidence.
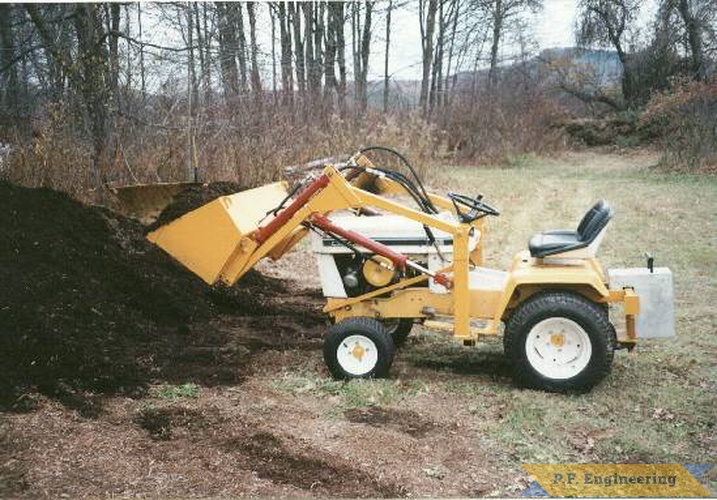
[495,253,610,321]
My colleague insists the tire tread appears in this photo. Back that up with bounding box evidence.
[504,291,616,392]
[323,317,395,380]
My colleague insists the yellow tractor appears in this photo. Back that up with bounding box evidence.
[143,147,644,392]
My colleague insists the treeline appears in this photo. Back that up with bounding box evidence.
[0,1,715,197]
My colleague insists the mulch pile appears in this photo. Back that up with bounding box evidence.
[0,182,294,411]
[147,181,248,230]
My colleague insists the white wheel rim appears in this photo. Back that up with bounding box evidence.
[525,318,592,380]
[336,335,379,376]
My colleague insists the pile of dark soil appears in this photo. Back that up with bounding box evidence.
[147,181,247,230]
[0,181,308,411]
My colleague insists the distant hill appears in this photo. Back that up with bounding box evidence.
[371,47,622,108]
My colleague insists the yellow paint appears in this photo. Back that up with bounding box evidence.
[267,227,309,261]
[550,333,565,347]
[362,256,396,287]
[145,158,640,345]
[452,227,471,337]
[146,181,289,284]
[522,463,711,497]
[623,287,640,315]
[351,343,365,361]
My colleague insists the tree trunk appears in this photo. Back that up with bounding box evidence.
[191,4,206,104]
[419,0,438,114]
[247,3,263,96]
[677,0,706,80]
[185,4,197,181]
[358,2,372,112]
[444,0,459,108]
[278,2,294,106]
[236,4,248,92]
[383,0,392,113]
[137,3,146,102]
[217,2,240,101]
[351,3,364,111]
[291,3,306,94]
[303,3,315,103]
[429,0,445,113]
[73,4,113,189]
[333,2,347,116]
[0,5,19,116]
[313,2,325,103]
[271,4,278,99]
[488,0,502,87]
[202,3,212,106]
[324,3,339,108]
[109,4,120,96]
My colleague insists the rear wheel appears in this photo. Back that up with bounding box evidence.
[382,318,414,347]
[324,317,395,380]
[504,291,615,392]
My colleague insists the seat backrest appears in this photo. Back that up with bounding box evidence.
[579,201,613,243]
[576,199,607,235]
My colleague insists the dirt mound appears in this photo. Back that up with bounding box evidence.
[0,181,305,410]
[147,181,248,230]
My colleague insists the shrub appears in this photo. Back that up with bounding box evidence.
[642,78,717,172]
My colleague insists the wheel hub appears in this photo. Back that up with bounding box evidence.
[351,343,366,361]
[550,333,565,347]
[336,334,379,376]
[525,317,592,380]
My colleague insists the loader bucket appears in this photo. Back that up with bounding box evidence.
[111,182,199,224]
[146,181,289,285]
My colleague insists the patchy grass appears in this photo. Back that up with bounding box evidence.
[270,150,714,489]
[273,369,422,412]
[152,383,200,400]
[3,150,714,497]
[420,150,716,471]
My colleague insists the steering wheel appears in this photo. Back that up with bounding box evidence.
[447,192,500,222]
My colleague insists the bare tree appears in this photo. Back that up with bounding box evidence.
[383,0,393,112]
[324,2,339,108]
[352,2,373,113]
[247,3,262,95]
[474,0,543,87]
[333,2,348,115]
[271,4,278,98]
[666,0,716,79]
[26,4,117,188]
[291,3,306,94]
[0,5,20,116]
[419,0,438,114]
[577,0,643,108]
[277,2,294,106]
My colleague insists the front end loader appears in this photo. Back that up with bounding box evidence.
[143,148,673,392]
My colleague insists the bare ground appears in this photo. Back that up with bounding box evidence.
[1,149,715,497]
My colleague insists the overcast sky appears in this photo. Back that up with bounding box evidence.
[142,1,658,88]
[381,0,580,80]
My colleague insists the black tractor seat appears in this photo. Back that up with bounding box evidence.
[529,200,614,258]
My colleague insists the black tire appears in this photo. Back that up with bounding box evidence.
[323,317,396,380]
[503,291,616,392]
[382,318,414,347]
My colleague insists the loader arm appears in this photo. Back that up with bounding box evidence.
[147,156,481,337]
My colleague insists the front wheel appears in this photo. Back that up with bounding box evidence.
[323,317,396,380]
[504,291,616,392]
